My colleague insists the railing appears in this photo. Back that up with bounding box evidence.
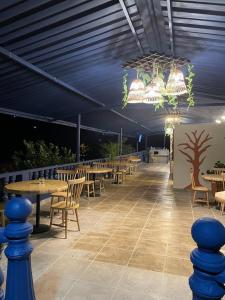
[189,217,225,300]
[0,151,147,200]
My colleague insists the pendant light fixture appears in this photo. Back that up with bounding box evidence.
[166,66,187,96]
[165,114,181,136]
[127,77,145,104]
[144,71,165,104]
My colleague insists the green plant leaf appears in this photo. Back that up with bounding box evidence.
[122,70,128,108]
[186,64,196,107]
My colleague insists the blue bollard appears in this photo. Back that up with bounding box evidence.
[189,217,225,300]
[0,228,6,300]
[3,197,36,300]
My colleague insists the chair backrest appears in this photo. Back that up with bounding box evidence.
[66,177,85,207]
[76,168,87,179]
[213,168,225,175]
[94,162,105,168]
[56,169,77,181]
[77,164,90,169]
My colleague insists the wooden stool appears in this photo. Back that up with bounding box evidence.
[83,180,95,199]
[215,191,225,214]
[76,168,96,200]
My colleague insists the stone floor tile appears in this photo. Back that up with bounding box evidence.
[95,246,133,265]
[128,252,165,272]
[64,281,115,300]
[80,261,124,287]
[164,257,193,276]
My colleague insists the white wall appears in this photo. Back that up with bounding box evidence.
[173,123,225,189]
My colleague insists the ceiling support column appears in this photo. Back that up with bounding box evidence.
[76,114,81,162]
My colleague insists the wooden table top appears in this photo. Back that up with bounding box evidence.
[96,162,133,166]
[215,191,225,201]
[86,168,113,174]
[129,158,141,162]
[5,179,68,195]
[202,174,224,182]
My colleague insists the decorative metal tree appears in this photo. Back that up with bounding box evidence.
[178,129,212,187]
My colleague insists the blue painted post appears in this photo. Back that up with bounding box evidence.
[189,217,225,300]
[4,197,36,300]
[0,228,6,300]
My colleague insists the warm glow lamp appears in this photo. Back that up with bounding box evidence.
[166,67,187,96]
[144,75,165,104]
[127,79,145,103]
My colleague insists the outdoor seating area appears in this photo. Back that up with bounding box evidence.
[1,1,225,299]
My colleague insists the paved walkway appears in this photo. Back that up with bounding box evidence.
[4,163,224,299]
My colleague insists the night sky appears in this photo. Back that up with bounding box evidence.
[0,113,168,169]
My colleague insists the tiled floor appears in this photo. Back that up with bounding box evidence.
[3,163,225,299]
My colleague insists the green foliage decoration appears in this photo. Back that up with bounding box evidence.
[137,68,151,86]
[122,70,128,108]
[12,140,75,170]
[167,95,178,109]
[186,64,195,107]
[101,142,118,161]
[214,160,225,168]
[122,143,135,155]
[153,97,165,111]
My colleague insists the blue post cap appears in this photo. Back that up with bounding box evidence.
[4,197,33,239]
[192,218,225,250]
[5,197,32,221]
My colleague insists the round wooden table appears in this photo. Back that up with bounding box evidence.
[202,174,224,196]
[129,158,141,163]
[86,168,113,195]
[86,168,113,177]
[5,180,68,234]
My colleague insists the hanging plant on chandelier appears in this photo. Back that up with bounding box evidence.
[122,52,195,110]
[164,114,181,136]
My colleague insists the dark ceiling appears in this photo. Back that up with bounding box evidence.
[0,0,225,136]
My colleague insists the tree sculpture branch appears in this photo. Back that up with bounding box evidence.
[185,133,195,146]
[196,129,205,144]
[178,142,194,151]
[198,134,213,150]
[179,149,193,163]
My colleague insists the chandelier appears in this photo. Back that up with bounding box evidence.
[122,52,194,109]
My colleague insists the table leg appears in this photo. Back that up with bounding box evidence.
[32,194,49,234]
[211,182,217,197]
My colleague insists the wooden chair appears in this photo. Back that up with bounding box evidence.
[56,169,77,181]
[92,163,105,192]
[51,169,77,205]
[76,168,95,200]
[112,163,124,184]
[212,168,225,175]
[212,169,225,191]
[191,171,209,207]
[50,177,85,238]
